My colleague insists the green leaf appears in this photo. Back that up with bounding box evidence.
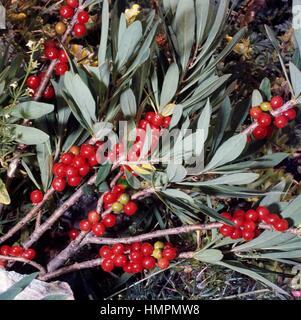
[120,89,137,118]
[13,125,49,145]
[11,102,54,119]
[195,0,210,45]
[21,160,40,190]
[194,249,224,263]
[252,89,263,107]
[116,21,142,70]
[260,78,272,100]
[169,104,183,128]
[95,163,112,186]
[98,0,109,64]
[166,163,187,182]
[289,62,301,97]
[93,122,114,140]
[180,173,259,186]
[197,99,211,142]
[217,261,288,295]
[211,96,231,154]
[160,63,179,107]
[0,178,10,205]
[63,72,96,126]
[162,189,194,204]
[204,134,247,172]
[0,272,38,300]
[174,0,195,70]
[36,142,53,191]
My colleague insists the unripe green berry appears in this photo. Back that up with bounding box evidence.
[112,202,123,213]
[154,241,164,250]
[152,248,162,260]
[118,193,130,205]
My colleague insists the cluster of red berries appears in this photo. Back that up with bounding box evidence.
[0,245,36,268]
[219,206,289,241]
[60,1,90,38]
[51,144,101,192]
[99,241,177,273]
[250,96,296,140]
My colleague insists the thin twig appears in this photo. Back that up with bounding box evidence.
[0,255,46,274]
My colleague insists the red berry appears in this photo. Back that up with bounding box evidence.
[79,219,91,232]
[123,201,138,216]
[138,119,149,130]
[67,175,81,187]
[273,219,289,232]
[164,242,173,249]
[114,254,127,267]
[249,106,262,119]
[87,210,100,225]
[252,126,268,140]
[242,230,255,241]
[61,153,74,165]
[111,184,125,195]
[0,245,10,256]
[68,229,80,240]
[131,262,143,273]
[55,62,69,76]
[243,220,256,232]
[245,209,259,222]
[67,0,79,8]
[103,192,118,205]
[129,250,144,262]
[283,108,297,121]
[233,216,245,228]
[131,242,141,252]
[58,50,69,63]
[92,222,106,236]
[43,85,55,99]
[270,96,284,110]
[60,5,74,19]
[88,154,99,167]
[52,163,67,177]
[44,47,59,60]
[221,212,232,220]
[145,112,156,122]
[162,247,177,260]
[141,243,153,256]
[101,258,114,272]
[102,214,117,228]
[26,75,41,89]
[150,113,163,127]
[65,166,78,178]
[10,246,24,257]
[274,115,288,129]
[22,249,36,261]
[257,113,272,127]
[44,39,57,48]
[158,258,170,269]
[52,177,66,192]
[233,210,245,218]
[30,190,43,204]
[142,256,156,270]
[112,243,125,255]
[77,11,89,24]
[80,144,95,159]
[256,206,270,221]
[266,213,280,225]
[78,164,90,177]
[123,263,133,273]
[73,23,86,38]
[72,155,86,169]
[99,246,112,259]
[162,116,171,128]
[219,225,234,237]
[231,228,242,240]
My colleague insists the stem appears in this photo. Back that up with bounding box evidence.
[22,174,97,249]
[0,188,55,245]
[0,255,46,274]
